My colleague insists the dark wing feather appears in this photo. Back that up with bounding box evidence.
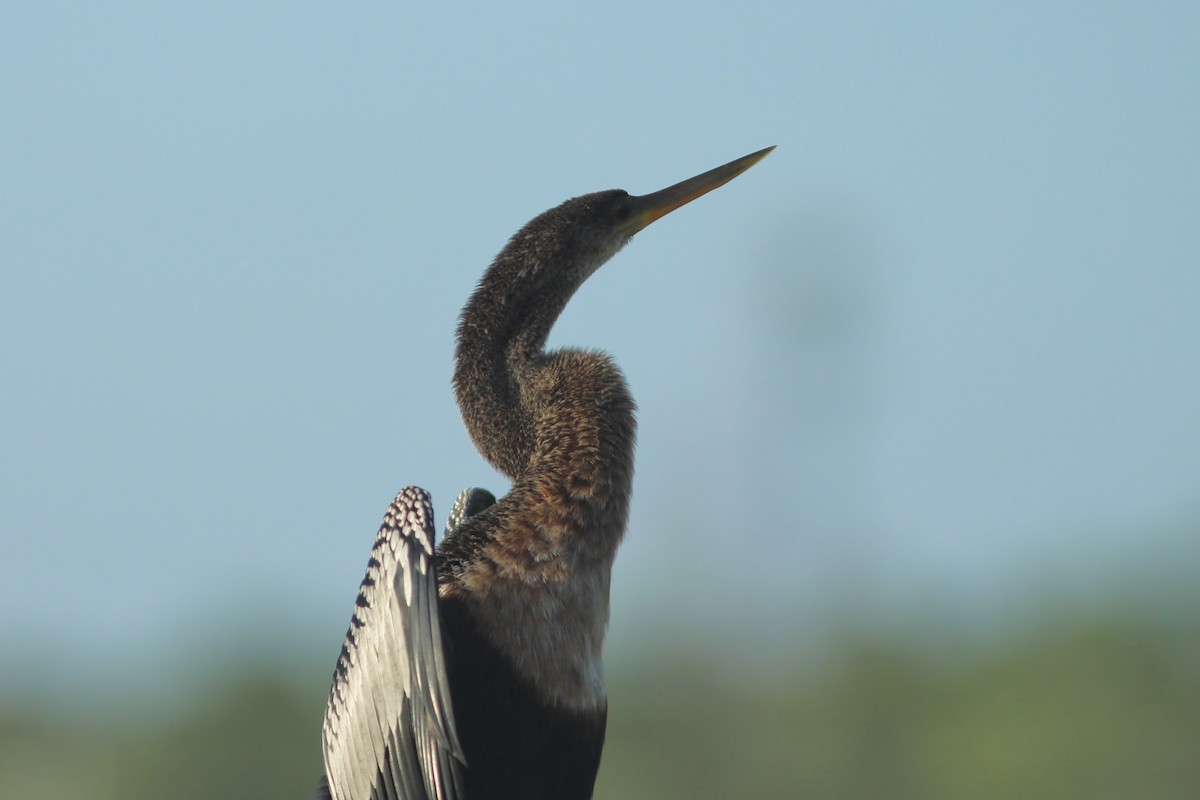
[444,487,496,538]
[322,487,465,800]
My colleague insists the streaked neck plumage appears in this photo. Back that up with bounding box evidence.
[453,194,629,480]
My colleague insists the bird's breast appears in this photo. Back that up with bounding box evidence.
[449,558,612,711]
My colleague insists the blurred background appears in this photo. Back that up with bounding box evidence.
[2,2,1197,798]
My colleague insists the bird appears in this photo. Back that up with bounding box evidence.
[317,146,774,800]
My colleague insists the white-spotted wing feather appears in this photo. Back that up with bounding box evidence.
[321,487,464,800]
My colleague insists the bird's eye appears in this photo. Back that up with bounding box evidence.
[613,199,632,222]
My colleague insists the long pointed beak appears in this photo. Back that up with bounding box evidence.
[621,145,775,235]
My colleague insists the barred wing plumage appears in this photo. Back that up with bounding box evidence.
[320,487,464,800]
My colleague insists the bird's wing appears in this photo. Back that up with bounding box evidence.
[444,487,497,538]
[322,486,465,800]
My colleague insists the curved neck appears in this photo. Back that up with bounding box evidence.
[453,248,578,479]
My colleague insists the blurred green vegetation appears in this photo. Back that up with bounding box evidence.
[2,606,1196,799]
[599,615,1200,799]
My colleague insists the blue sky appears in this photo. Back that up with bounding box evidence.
[2,2,1197,688]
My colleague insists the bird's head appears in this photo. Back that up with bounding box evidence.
[499,146,776,298]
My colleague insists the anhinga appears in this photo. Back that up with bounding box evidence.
[317,146,773,799]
